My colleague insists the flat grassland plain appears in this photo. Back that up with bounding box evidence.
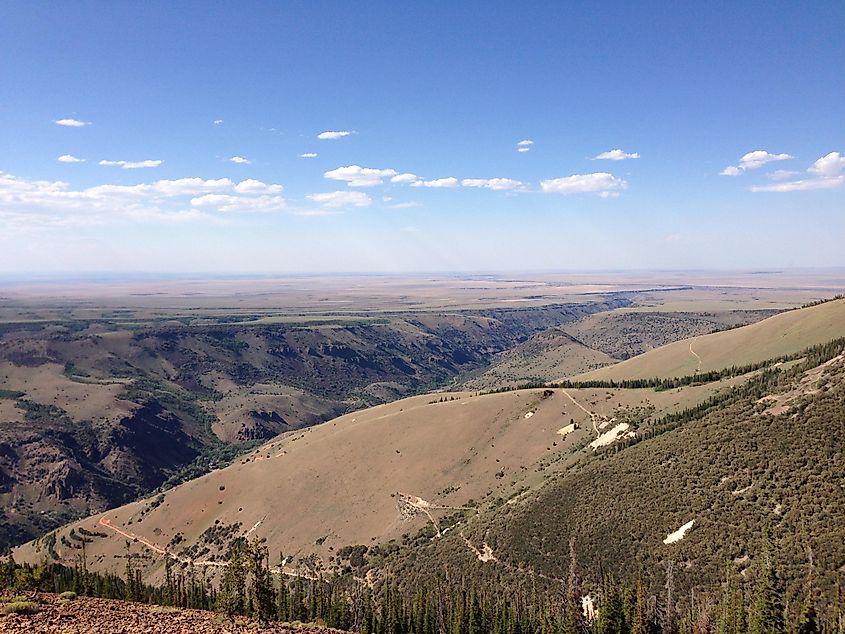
[3,270,844,323]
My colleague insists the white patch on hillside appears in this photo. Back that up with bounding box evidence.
[582,595,597,622]
[557,423,577,436]
[663,519,695,544]
[524,411,534,419]
[589,422,630,449]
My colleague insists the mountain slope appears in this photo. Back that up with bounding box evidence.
[15,376,740,582]
[574,298,845,381]
[0,299,628,548]
[380,343,845,610]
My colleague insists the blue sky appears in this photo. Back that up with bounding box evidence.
[1,1,843,274]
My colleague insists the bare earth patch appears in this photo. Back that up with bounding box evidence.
[0,593,348,634]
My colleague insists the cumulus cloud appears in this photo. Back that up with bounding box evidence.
[299,152,318,158]
[751,151,845,193]
[410,177,459,188]
[517,139,533,153]
[234,179,283,194]
[55,118,90,127]
[324,165,398,187]
[229,156,252,164]
[58,155,85,163]
[390,173,418,184]
[317,130,352,140]
[808,151,845,177]
[540,172,627,195]
[213,119,224,125]
[594,149,640,160]
[99,159,163,169]
[461,178,524,190]
[517,147,531,153]
[721,150,793,175]
[0,171,285,227]
[307,190,372,208]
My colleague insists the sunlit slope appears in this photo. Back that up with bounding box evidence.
[16,378,737,582]
[574,298,845,381]
[16,389,589,580]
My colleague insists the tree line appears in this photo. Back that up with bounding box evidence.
[3,530,843,634]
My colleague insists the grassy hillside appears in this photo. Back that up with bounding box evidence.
[378,341,845,614]
[0,299,628,549]
[14,372,743,582]
[575,297,845,381]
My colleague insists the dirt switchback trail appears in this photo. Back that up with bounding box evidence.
[689,342,703,372]
[560,388,601,436]
[97,516,314,578]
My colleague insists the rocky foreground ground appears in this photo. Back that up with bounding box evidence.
[1,594,348,634]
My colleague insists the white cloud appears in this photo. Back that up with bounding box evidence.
[307,190,372,208]
[0,171,285,227]
[234,179,283,194]
[517,147,531,153]
[750,176,844,193]
[410,177,459,188]
[229,156,252,164]
[299,152,318,158]
[517,139,534,147]
[540,172,627,195]
[750,151,845,193]
[768,169,800,181]
[461,178,524,190]
[808,151,845,177]
[213,119,224,125]
[58,154,85,163]
[190,193,285,212]
[739,150,793,169]
[594,149,640,160]
[317,130,352,140]
[389,201,421,209]
[55,118,90,127]
[99,159,163,169]
[721,150,793,176]
[324,165,398,187]
[390,173,418,184]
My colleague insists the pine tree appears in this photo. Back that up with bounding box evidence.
[217,541,247,619]
[748,530,785,634]
[246,539,275,624]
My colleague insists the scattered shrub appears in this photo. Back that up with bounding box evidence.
[2,601,40,615]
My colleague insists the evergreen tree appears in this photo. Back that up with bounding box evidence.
[246,539,275,624]
[748,531,785,634]
[217,540,247,619]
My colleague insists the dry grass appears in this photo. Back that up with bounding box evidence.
[576,298,845,381]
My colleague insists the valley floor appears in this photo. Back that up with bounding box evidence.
[1,593,347,634]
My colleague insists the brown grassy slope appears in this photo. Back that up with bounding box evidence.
[382,354,845,612]
[575,298,845,380]
[14,379,736,584]
[0,300,627,549]
[0,594,347,634]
